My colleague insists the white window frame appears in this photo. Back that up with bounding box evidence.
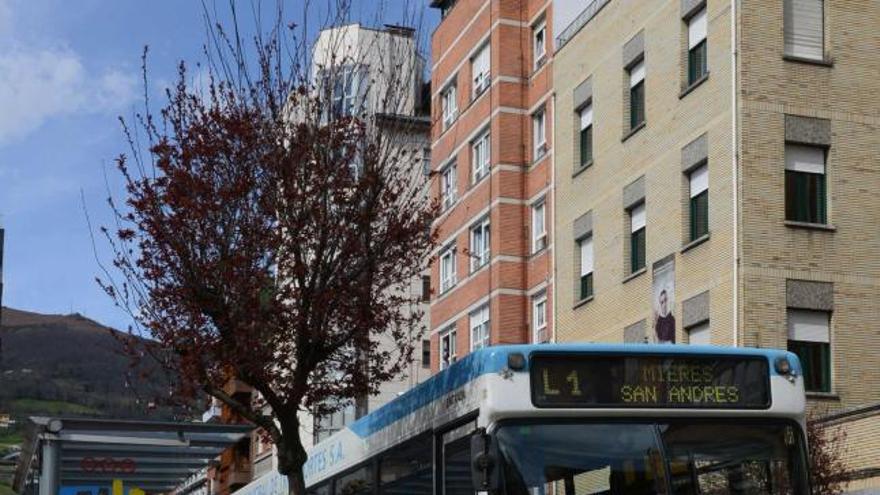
[533,21,547,69]
[442,83,458,130]
[469,304,490,351]
[440,326,457,370]
[533,109,547,160]
[472,43,491,97]
[532,292,548,343]
[531,200,547,253]
[471,131,490,183]
[439,244,457,293]
[440,161,458,210]
[469,217,490,272]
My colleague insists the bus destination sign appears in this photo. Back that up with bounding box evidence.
[530,354,770,409]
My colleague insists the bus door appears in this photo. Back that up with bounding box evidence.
[440,419,478,495]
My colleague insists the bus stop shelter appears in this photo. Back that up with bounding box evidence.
[13,416,253,495]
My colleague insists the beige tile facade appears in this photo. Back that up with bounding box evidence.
[553,0,880,486]
[554,0,735,346]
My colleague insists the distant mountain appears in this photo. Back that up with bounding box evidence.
[0,307,181,425]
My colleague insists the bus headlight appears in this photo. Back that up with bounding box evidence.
[775,357,793,376]
[507,352,526,371]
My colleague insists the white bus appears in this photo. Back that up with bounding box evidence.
[302,344,811,494]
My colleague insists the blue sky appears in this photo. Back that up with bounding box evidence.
[0,0,438,331]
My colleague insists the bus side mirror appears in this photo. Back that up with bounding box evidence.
[471,430,500,492]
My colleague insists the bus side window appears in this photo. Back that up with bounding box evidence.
[442,421,478,495]
[334,465,373,495]
[379,433,433,494]
[307,482,330,495]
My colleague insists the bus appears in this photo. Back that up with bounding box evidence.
[302,344,811,494]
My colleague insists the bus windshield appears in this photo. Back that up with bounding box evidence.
[495,420,809,495]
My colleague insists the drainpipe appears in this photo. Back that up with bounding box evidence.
[730,0,740,347]
[550,91,557,343]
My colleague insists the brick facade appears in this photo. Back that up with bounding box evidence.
[429,0,555,372]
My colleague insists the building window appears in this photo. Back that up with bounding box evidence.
[421,339,431,368]
[785,143,827,224]
[533,109,547,160]
[531,200,547,253]
[687,7,708,84]
[471,131,490,183]
[784,0,824,61]
[628,60,646,130]
[440,161,458,210]
[578,236,594,300]
[440,327,457,370]
[421,147,432,177]
[687,321,710,345]
[469,217,490,272]
[579,104,593,167]
[320,65,366,120]
[421,275,431,302]
[532,293,548,343]
[441,83,458,130]
[688,163,709,240]
[469,305,490,350]
[629,203,646,273]
[472,43,491,97]
[439,244,457,293]
[533,21,547,69]
[314,402,355,444]
[787,309,831,393]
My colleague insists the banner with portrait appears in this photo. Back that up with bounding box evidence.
[651,255,675,344]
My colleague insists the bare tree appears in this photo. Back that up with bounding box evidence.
[97,2,434,493]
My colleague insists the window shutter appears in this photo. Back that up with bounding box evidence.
[785,144,825,174]
[688,8,708,49]
[629,60,645,87]
[788,309,830,343]
[580,104,593,130]
[630,203,646,232]
[580,237,594,276]
[784,0,824,60]
[688,322,711,345]
[689,164,709,198]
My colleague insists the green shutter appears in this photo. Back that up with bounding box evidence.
[580,127,593,166]
[630,82,645,130]
[689,191,709,241]
[630,228,646,273]
[786,171,827,223]
[688,41,708,85]
[580,273,593,300]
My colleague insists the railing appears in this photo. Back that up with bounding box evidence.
[556,0,612,50]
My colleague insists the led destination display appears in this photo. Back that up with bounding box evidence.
[530,354,771,409]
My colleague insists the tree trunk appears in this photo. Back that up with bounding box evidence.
[277,415,310,495]
[287,471,307,495]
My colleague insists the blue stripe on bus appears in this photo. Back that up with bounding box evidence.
[346,343,801,439]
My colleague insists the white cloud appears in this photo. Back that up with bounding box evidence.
[0,3,138,145]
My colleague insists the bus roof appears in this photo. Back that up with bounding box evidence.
[343,343,801,440]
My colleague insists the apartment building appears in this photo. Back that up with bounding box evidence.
[305,22,433,447]
[429,0,555,372]
[552,0,879,490]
